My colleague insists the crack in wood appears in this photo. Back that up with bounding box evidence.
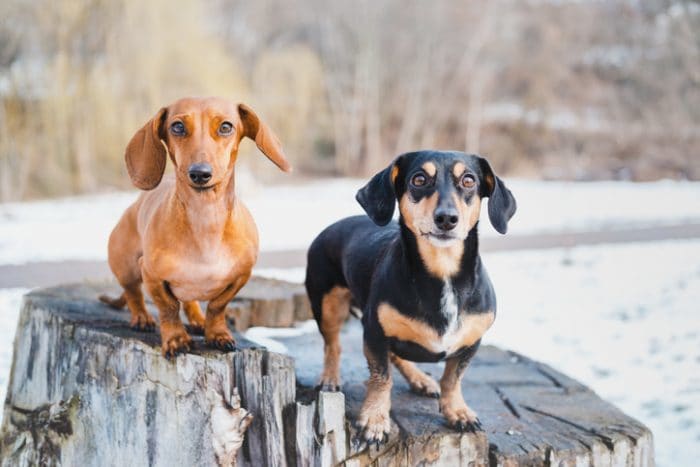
[491,385,521,418]
[535,366,565,389]
[521,405,617,450]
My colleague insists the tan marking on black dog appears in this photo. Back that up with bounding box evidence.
[452,162,466,178]
[378,302,439,350]
[453,193,482,234]
[318,286,351,390]
[379,303,494,355]
[483,171,495,194]
[452,311,495,349]
[399,193,464,278]
[390,353,440,397]
[390,165,400,184]
[422,161,437,177]
[440,357,478,427]
[356,343,393,442]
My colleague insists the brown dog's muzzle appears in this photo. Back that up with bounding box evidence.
[188,163,213,186]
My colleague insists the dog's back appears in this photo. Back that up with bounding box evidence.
[305,215,396,319]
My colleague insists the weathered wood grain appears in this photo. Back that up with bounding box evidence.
[0,283,294,467]
[0,282,653,466]
[277,308,654,467]
[229,276,311,331]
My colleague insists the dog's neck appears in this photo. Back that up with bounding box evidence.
[173,172,237,253]
[398,219,480,287]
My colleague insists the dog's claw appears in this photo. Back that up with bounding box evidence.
[351,434,364,452]
[453,419,482,433]
[315,382,342,392]
[207,338,236,352]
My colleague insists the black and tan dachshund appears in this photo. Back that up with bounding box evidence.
[305,150,516,444]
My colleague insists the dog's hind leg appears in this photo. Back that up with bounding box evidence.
[122,282,156,331]
[390,353,440,398]
[315,286,351,391]
[183,301,206,334]
[102,204,155,331]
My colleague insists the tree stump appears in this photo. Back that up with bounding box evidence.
[226,277,311,331]
[0,282,653,466]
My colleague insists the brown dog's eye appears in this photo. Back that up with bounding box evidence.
[461,174,476,188]
[170,121,186,136]
[411,173,427,187]
[218,121,234,136]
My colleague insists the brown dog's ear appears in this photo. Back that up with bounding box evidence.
[237,103,291,172]
[125,108,168,190]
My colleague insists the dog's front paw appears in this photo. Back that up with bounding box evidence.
[316,371,341,392]
[440,396,481,432]
[161,326,193,358]
[355,408,391,446]
[205,329,236,352]
[131,313,156,332]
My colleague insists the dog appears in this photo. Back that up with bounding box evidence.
[305,150,516,443]
[99,97,290,357]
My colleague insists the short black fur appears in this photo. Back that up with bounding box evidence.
[305,150,516,437]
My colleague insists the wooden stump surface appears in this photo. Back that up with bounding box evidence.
[0,281,653,466]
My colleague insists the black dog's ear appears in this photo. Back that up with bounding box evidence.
[356,158,401,226]
[478,157,517,234]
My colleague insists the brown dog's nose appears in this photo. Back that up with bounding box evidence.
[188,163,212,185]
[434,208,459,231]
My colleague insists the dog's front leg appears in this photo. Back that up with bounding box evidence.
[204,275,249,351]
[142,271,192,358]
[356,336,392,446]
[439,342,481,431]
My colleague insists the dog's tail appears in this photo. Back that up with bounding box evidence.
[99,293,127,310]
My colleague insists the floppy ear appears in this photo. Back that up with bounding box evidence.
[125,108,168,190]
[238,103,291,172]
[478,157,517,234]
[355,158,401,226]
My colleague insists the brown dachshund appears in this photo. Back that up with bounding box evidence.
[99,97,290,357]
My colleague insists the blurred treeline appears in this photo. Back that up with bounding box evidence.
[0,0,698,200]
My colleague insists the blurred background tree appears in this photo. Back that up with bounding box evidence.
[0,0,698,200]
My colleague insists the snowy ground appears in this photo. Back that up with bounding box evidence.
[1,179,699,465]
[1,178,699,264]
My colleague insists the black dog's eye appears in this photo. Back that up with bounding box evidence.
[170,121,186,136]
[218,121,234,136]
[411,173,427,187]
[461,173,476,188]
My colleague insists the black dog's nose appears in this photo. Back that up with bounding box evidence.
[434,208,459,231]
[188,163,212,185]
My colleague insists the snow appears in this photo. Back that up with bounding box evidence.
[1,178,700,265]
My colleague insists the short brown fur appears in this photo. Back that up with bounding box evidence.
[318,286,352,390]
[100,97,290,357]
[356,344,393,439]
[389,353,440,397]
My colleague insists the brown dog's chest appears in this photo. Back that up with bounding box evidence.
[145,242,241,302]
